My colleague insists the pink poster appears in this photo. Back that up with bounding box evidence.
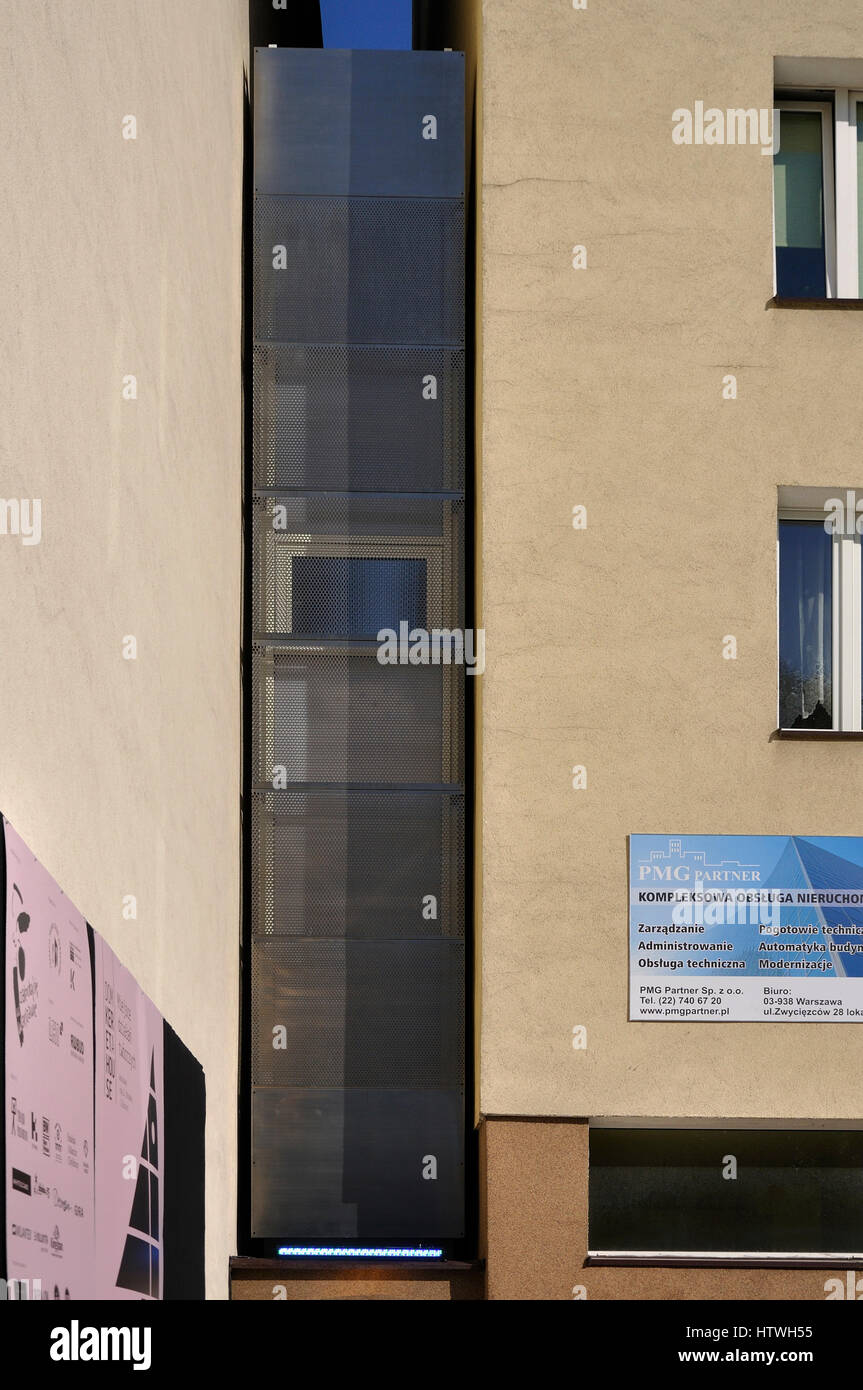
[4,817,94,1300]
[92,936,164,1299]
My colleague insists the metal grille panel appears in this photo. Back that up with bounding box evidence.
[251,939,464,1087]
[250,790,465,940]
[253,645,461,787]
[252,346,465,491]
[252,496,463,639]
[251,1087,465,1239]
[249,48,467,1248]
[253,196,465,344]
[254,49,464,198]
[254,493,455,538]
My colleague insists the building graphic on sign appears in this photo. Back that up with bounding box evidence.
[643,841,762,879]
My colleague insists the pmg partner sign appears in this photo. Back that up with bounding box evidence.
[629,835,863,1022]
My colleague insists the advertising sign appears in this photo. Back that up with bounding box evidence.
[630,834,863,1022]
[93,936,164,1299]
[4,818,94,1298]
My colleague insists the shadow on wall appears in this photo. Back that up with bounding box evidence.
[250,0,323,51]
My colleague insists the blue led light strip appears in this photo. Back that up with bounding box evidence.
[277,1246,444,1259]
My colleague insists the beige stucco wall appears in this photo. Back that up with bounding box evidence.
[0,1,246,1296]
[480,0,863,1120]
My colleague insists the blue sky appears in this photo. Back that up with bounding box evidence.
[322,0,411,49]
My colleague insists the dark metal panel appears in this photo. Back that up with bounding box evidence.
[251,939,464,1087]
[250,790,465,941]
[251,1087,465,1239]
[253,645,462,787]
[252,345,465,492]
[252,1088,358,1240]
[247,46,468,1251]
[253,196,465,345]
[348,52,463,198]
[254,49,464,198]
[256,48,351,195]
[254,493,452,539]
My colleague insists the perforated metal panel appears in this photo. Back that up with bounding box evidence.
[254,493,457,539]
[250,790,465,940]
[254,196,465,345]
[251,1088,465,1240]
[253,346,465,491]
[251,939,464,1087]
[249,48,467,1247]
[252,496,463,639]
[254,49,464,198]
[253,645,462,787]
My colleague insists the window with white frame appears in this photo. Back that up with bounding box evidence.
[778,487,862,731]
[773,83,863,298]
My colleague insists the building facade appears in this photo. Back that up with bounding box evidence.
[239,0,863,1299]
[474,0,863,1300]
[0,0,247,1300]
[8,0,863,1302]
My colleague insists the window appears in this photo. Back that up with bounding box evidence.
[772,486,861,728]
[773,82,863,299]
[778,520,833,728]
[290,556,427,638]
[778,488,862,730]
[590,1125,863,1259]
[773,103,834,298]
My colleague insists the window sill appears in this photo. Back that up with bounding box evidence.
[770,296,863,309]
[773,728,863,740]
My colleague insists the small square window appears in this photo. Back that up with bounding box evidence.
[291,556,427,638]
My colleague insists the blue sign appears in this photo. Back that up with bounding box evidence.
[630,835,863,1021]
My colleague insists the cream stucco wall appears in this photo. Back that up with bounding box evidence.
[480,0,863,1120]
[0,0,246,1296]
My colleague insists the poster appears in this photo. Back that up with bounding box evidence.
[630,834,863,1022]
[4,817,94,1299]
[92,936,164,1299]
